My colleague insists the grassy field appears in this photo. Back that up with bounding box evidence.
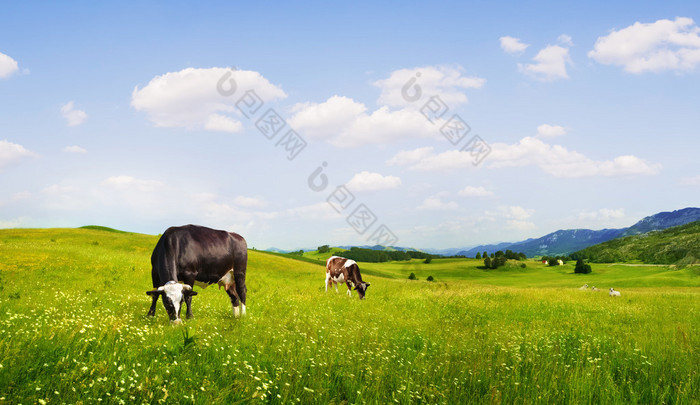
[0,228,699,404]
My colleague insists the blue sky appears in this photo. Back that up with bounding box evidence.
[1,1,699,250]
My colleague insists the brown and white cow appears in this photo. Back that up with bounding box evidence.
[325,256,370,299]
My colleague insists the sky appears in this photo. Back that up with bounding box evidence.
[1,1,700,250]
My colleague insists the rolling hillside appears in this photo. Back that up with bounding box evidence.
[571,220,700,264]
[0,227,699,404]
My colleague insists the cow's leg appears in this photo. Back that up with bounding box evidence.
[184,294,194,319]
[334,280,339,293]
[224,285,243,318]
[233,254,247,317]
[147,294,159,316]
[346,282,353,296]
[325,273,331,292]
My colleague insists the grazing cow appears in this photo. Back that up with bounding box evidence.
[579,284,589,290]
[609,288,621,297]
[146,225,248,323]
[591,286,600,291]
[325,256,371,299]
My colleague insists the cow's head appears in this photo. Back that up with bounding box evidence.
[354,282,371,299]
[146,282,197,323]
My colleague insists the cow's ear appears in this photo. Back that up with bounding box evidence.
[146,289,162,296]
[184,289,198,297]
[365,282,370,287]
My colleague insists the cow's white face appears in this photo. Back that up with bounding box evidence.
[148,282,197,323]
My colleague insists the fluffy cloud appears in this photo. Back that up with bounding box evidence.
[63,145,87,153]
[519,44,572,81]
[388,136,660,177]
[418,196,458,211]
[346,171,401,192]
[60,101,88,127]
[0,140,36,170]
[577,208,625,221]
[102,175,166,192]
[536,124,567,138]
[289,98,439,148]
[589,17,700,73]
[458,186,494,198]
[680,175,700,186]
[488,137,661,177]
[131,67,286,132]
[0,51,19,79]
[500,36,529,55]
[373,65,485,108]
[486,205,536,230]
[232,196,268,208]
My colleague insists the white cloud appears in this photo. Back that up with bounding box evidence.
[484,205,536,230]
[0,192,31,207]
[589,17,700,73]
[386,146,435,166]
[536,124,567,138]
[102,175,165,192]
[500,36,530,55]
[0,51,19,79]
[60,101,88,127]
[346,171,401,192]
[388,136,660,177]
[680,175,700,186]
[458,186,494,198]
[373,65,485,108]
[558,34,574,47]
[507,220,536,231]
[519,44,572,81]
[63,145,87,153]
[577,208,625,221]
[503,205,534,221]
[204,114,243,133]
[487,137,661,177]
[289,99,440,148]
[287,96,367,140]
[418,196,458,211]
[131,67,286,132]
[232,196,268,208]
[0,139,37,170]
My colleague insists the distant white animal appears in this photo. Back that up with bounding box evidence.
[579,284,588,290]
[591,286,600,292]
[609,288,621,297]
[558,259,564,266]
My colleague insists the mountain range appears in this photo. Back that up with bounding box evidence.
[458,207,700,257]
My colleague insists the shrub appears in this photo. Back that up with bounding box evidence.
[424,257,432,264]
[426,275,435,282]
[408,272,417,280]
[574,259,592,274]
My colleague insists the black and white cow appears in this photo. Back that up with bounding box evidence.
[325,256,370,299]
[146,224,248,323]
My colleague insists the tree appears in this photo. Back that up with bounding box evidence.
[484,256,492,268]
[426,275,435,282]
[475,252,482,259]
[574,259,592,274]
[408,272,417,280]
[483,251,488,259]
[317,245,330,253]
[424,257,432,264]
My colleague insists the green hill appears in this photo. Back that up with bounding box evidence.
[572,220,700,264]
[0,228,698,404]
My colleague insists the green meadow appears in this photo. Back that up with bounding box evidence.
[0,228,699,404]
